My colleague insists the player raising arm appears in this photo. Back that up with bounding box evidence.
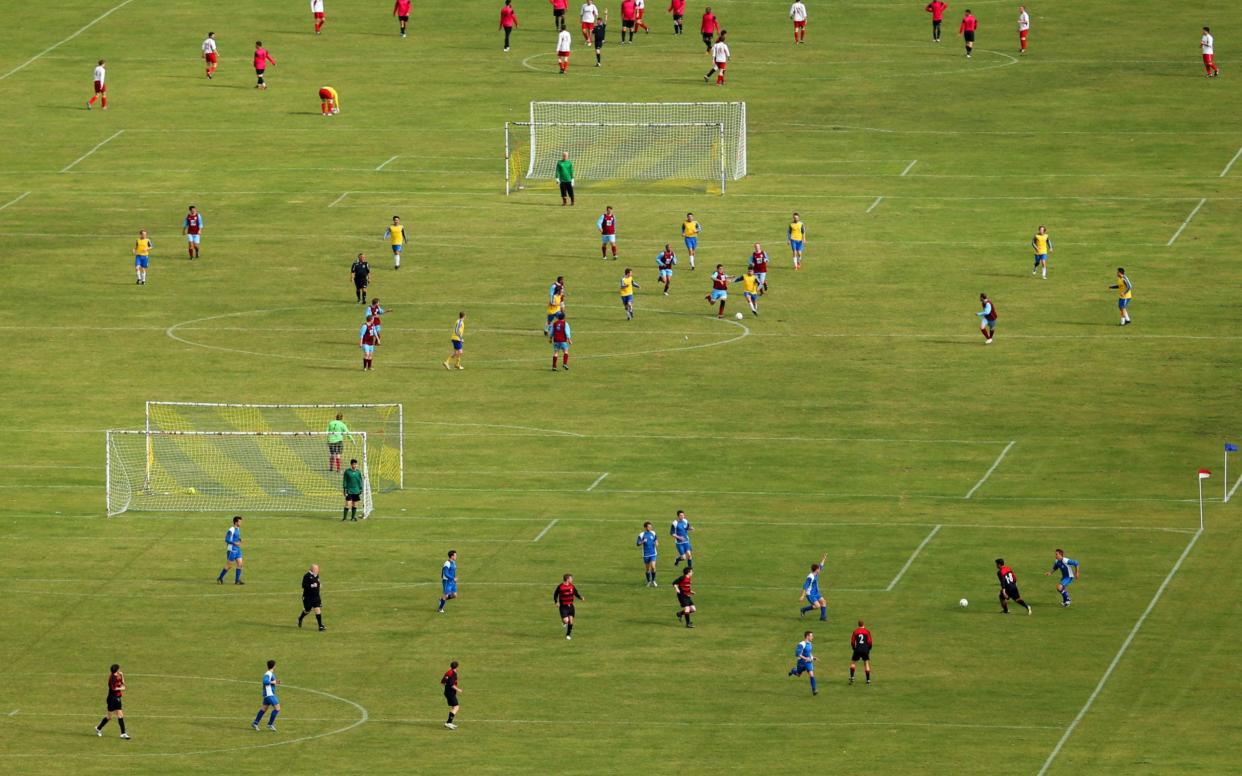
[799,554,828,621]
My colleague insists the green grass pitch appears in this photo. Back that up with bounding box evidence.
[1,0,1241,773]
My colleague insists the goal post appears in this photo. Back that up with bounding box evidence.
[107,430,374,518]
[145,402,403,491]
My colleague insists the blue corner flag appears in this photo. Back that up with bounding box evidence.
[1227,443,1239,453]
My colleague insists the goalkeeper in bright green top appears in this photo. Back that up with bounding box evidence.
[555,151,575,206]
[342,459,365,521]
[326,413,349,472]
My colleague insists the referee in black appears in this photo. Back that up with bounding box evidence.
[350,253,371,303]
[297,563,325,631]
[593,8,608,66]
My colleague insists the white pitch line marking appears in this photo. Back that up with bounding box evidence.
[6,710,17,716]
[327,191,350,208]
[586,472,609,492]
[1226,472,1242,503]
[1166,197,1206,246]
[1037,527,1203,776]
[532,519,558,543]
[375,155,399,171]
[1220,147,1242,178]
[0,192,30,212]
[0,0,135,82]
[900,160,918,176]
[965,440,1016,499]
[886,524,941,591]
[60,130,123,173]
[865,196,884,213]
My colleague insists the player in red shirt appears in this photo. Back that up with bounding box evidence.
[705,263,730,317]
[700,6,720,51]
[672,567,696,628]
[996,558,1032,615]
[394,0,412,38]
[958,10,977,58]
[550,0,568,31]
[668,0,685,34]
[500,0,518,50]
[95,664,130,739]
[253,41,276,89]
[359,315,380,371]
[182,205,203,259]
[621,0,638,43]
[554,573,584,639]
[925,1,947,42]
[849,620,873,685]
[441,661,461,729]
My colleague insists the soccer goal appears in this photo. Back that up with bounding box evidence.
[106,430,374,518]
[145,401,403,491]
[505,101,747,194]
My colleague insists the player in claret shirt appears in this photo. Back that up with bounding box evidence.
[598,206,619,259]
[748,242,768,293]
[672,567,696,627]
[655,245,677,295]
[799,554,828,621]
[182,205,204,259]
[550,312,572,371]
[849,620,873,685]
[995,558,1032,615]
[554,573,584,639]
[788,631,816,695]
[705,264,730,318]
[359,315,380,371]
[1044,548,1080,607]
[636,521,659,586]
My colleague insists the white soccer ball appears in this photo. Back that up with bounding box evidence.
[734,312,743,320]
[959,598,969,608]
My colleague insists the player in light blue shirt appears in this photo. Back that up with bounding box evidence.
[799,553,828,621]
[251,660,281,731]
[216,516,244,585]
[1045,548,1080,607]
[787,631,817,695]
[438,550,458,612]
[670,510,694,568]
[636,521,659,587]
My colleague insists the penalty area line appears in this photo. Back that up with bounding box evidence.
[0,0,135,82]
[1226,472,1242,503]
[531,519,558,543]
[375,155,399,171]
[1220,146,1242,178]
[964,440,1016,499]
[865,196,884,213]
[1166,198,1206,246]
[886,524,941,591]
[60,130,124,173]
[1037,527,1204,776]
[900,160,918,176]
[327,191,350,208]
[0,192,30,212]
[586,472,609,492]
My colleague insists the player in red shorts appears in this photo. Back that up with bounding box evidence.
[319,86,340,116]
[580,1,600,44]
[1017,6,1030,53]
[87,60,107,110]
[635,0,649,33]
[705,31,730,85]
[790,2,807,44]
[201,33,218,79]
[311,0,326,34]
[1202,27,1220,78]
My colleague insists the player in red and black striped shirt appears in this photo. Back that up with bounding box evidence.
[95,664,130,739]
[849,620,873,685]
[553,573,584,639]
[441,661,461,729]
[672,567,696,628]
[996,558,1032,615]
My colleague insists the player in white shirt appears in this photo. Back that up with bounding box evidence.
[635,0,649,33]
[202,33,219,79]
[789,2,808,44]
[88,60,107,110]
[580,2,599,43]
[1017,6,1030,53]
[557,28,573,74]
[1201,27,1219,78]
[310,0,326,34]
[704,32,730,85]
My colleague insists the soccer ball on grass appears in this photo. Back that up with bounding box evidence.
[734,312,743,320]
[959,598,969,608]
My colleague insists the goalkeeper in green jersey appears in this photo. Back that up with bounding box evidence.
[326,413,349,472]
[343,459,365,521]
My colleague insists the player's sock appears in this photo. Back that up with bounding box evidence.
[253,709,265,725]
[552,356,558,368]
[800,605,813,615]
[563,353,569,364]
[676,610,683,618]
[235,568,242,583]
[1061,589,1069,603]
[343,507,349,520]
[718,302,725,316]
[717,73,724,85]
[566,622,573,637]
[316,613,323,627]
[685,558,691,569]
[218,568,227,582]
[447,711,456,723]
[684,613,692,626]
[298,610,306,625]
[97,718,109,730]
[269,710,279,724]
[849,666,855,679]
[351,506,357,519]
[596,52,601,64]
[674,556,681,566]
[1020,599,1030,611]
[809,677,817,694]
[819,608,827,621]
[118,718,126,734]
[438,598,446,611]
[394,256,401,269]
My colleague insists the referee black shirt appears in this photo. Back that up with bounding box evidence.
[302,570,322,606]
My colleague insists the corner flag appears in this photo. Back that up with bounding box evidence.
[1198,469,1212,479]
[1227,443,1239,453]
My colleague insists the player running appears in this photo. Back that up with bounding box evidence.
[788,213,806,269]
[671,510,694,567]
[87,59,108,110]
[384,216,406,269]
[1202,27,1220,78]
[849,621,873,685]
[681,213,701,269]
[705,264,730,317]
[959,10,977,58]
[557,26,573,73]
[554,573,584,639]
[251,660,281,730]
[580,0,600,44]
[977,292,996,344]
[1017,6,1030,53]
[635,0,650,33]
[550,312,572,370]
[995,558,1032,615]
[94,664,130,738]
[735,267,761,316]
[132,229,152,285]
[789,1,807,44]
[202,33,218,79]
[1045,548,1080,607]
[442,662,462,729]
[1031,225,1052,278]
[394,0,412,37]
[310,0,327,34]
[359,315,380,371]
[636,521,659,586]
[182,205,204,259]
[253,41,276,89]
[500,0,518,51]
[438,550,458,612]
[593,8,609,66]
[672,567,696,627]
[787,631,816,695]
[216,516,244,585]
[925,1,947,42]
[1109,268,1132,326]
[748,242,769,293]
[619,268,640,320]
[700,7,720,51]
[598,206,619,259]
[799,554,828,621]
[444,312,466,370]
[318,85,340,116]
[705,31,730,85]
[656,244,677,294]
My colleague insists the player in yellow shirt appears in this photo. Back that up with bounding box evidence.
[681,213,701,269]
[318,86,340,116]
[444,312,467,369]
[733,267,761,316]
[546,276,566,339]
[787,213,806,270]
[132,229,153,285]
[384,215,406,270]
[619,268,640,320]
[1031,225,1052,279]
[1108,267,1132,326]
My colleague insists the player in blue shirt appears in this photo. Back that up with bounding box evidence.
[636,521,659,587]
[216,515,244,585]
[799,553,828,621]
[670,510,694,568]
[251,660,281,731]
[1044,548,1080,607]
[787,630,817,695]
[438,550,458,612]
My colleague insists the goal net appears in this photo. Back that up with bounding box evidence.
[145,402,403,491]
[106,430,373,518]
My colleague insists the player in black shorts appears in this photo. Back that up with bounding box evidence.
[672,567,696,628]
[95,664,130,739]
[350,253,371,303]
[554,573,584,639]
[593,10,608,66]
[553,3,566,30]
[298,563,326,630]
[995,558,1032,615]
[441,661,461,729]
[849,620,873,685]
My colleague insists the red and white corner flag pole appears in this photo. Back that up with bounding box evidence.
[1198,469,1212,531]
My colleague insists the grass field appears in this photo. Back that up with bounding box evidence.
[2,0,1242,773]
